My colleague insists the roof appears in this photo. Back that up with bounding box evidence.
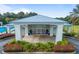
[11,15,70,25]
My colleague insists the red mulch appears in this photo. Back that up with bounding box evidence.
[0,33,15,39]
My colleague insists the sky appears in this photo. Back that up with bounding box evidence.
[0,4,76,18]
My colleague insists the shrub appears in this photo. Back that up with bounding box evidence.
[57,39,69,46]
[3,43,23,52]
[4,39,74,52]
[23,43,35,52]
[34,42,54,52]
[64,32,76,37]
[53,44,75,52]
[35,42,48,52]
[55,39,75,52]
[16,40,29,46]
[45,42,54,52]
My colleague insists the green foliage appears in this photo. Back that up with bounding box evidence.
[16,40,29,45]
[7,40,54,52]
[23,43,35,52]
[5,39,72,52]
[34,42,54,52]
[9,39,16,44]
[55,5,79,25]
[0,11,37,25]
[17,12,25,18]
[45,42,54,52]
[57,39,69,46]
[35,42,48,52]
[2,18,8,25]
[64,32,76,37]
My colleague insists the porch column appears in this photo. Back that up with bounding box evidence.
[6,26,10,33]
[25,25,28,36]
[14,25,22,40]
[56,24,64,43]
[50,25,53,36]
[67,26,72,33]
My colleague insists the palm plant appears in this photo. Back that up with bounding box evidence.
[69,4,79,25]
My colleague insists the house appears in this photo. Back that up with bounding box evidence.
[11,15,71,42]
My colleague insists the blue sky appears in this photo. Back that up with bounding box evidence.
[0,4,76,18]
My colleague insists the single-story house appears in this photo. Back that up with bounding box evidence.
[11,15,71,42]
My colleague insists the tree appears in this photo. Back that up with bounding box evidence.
[64,4,79,25]
[3,12,11,17]
[2,18,8,25]
[0,11,37,25]
[17,11,25,18]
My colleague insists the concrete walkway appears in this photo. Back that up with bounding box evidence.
[23,35,55,43]
[67,37,79,54]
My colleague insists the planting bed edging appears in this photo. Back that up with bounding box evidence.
[3,51,76,54]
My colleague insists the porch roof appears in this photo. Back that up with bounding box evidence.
[11,15,70,25]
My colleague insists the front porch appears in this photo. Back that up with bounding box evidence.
[14,24,64,43]
[23,35,55,43]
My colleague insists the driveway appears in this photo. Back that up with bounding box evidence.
[0,37,13,54]
[67,37,79,54]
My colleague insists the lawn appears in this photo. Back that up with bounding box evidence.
[71,25,79,33]
[64,25,79,34]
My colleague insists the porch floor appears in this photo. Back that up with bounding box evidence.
[23,35,55,43]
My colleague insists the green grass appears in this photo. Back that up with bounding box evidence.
[71,25,79,33]
[64,25,79,34]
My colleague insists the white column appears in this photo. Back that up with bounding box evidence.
[56,24,64,43]
[0,22,3,26]
[6,26,10,33]
[68,26,71,33]
[25,25,28,36]
[14,25,22,40]
[50,25,53,36]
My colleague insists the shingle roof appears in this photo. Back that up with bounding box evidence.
[11,15,71,25]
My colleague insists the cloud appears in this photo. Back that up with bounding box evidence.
[11,8,31,14]
[0,4,31,14]
[0,4,12,14]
